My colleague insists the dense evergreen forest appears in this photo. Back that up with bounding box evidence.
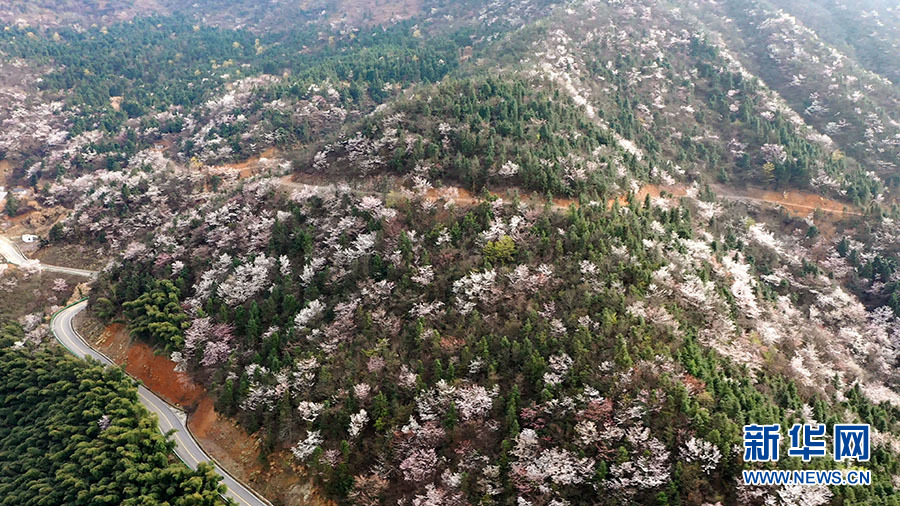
[89,179,900,504]
[0,15,470,176]
[321,76,641,196]
[0,322,231,505]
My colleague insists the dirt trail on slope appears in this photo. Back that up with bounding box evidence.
[243,156,864,220]
[614,184,688,206]
[424,186,574,208]
[215,147,280,178]
[280,172,691,211]
[235,150,862,222]
[423,182,691,210]
[420,182,862,225]
[713,184,861,218]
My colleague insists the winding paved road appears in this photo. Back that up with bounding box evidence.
[52,301,270,506]
[0,236,96,277]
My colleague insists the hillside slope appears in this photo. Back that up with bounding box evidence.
[4,1,900,505]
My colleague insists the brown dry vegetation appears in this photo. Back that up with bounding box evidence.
[303,0,423,27]
[0,269,84,319]
[0,0,423,32]
[0,0,169,29]
[30,243,106,271]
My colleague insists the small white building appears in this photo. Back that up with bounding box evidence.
[22,234,38,243]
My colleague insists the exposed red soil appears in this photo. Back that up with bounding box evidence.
[633,183,688,201]
[711,183,861,219]
[746,187,859,217]
[422,183,688,210]
[711,184,861,240]
[607,183,688,209]
[132,344,205,407]
[93,325,186,397]
[216,147,280,179]
[281,172,690,212]
[280,170,859,226]
[93,323,203,407]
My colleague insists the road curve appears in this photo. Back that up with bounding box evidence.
[0,236,96,277]
[51,301,271,506]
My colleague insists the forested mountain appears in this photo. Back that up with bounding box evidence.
[741,0,900,86]
[4,1,900,505]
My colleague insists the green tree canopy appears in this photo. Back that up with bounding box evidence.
[123,279,189,350]
[0,324,231,505]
